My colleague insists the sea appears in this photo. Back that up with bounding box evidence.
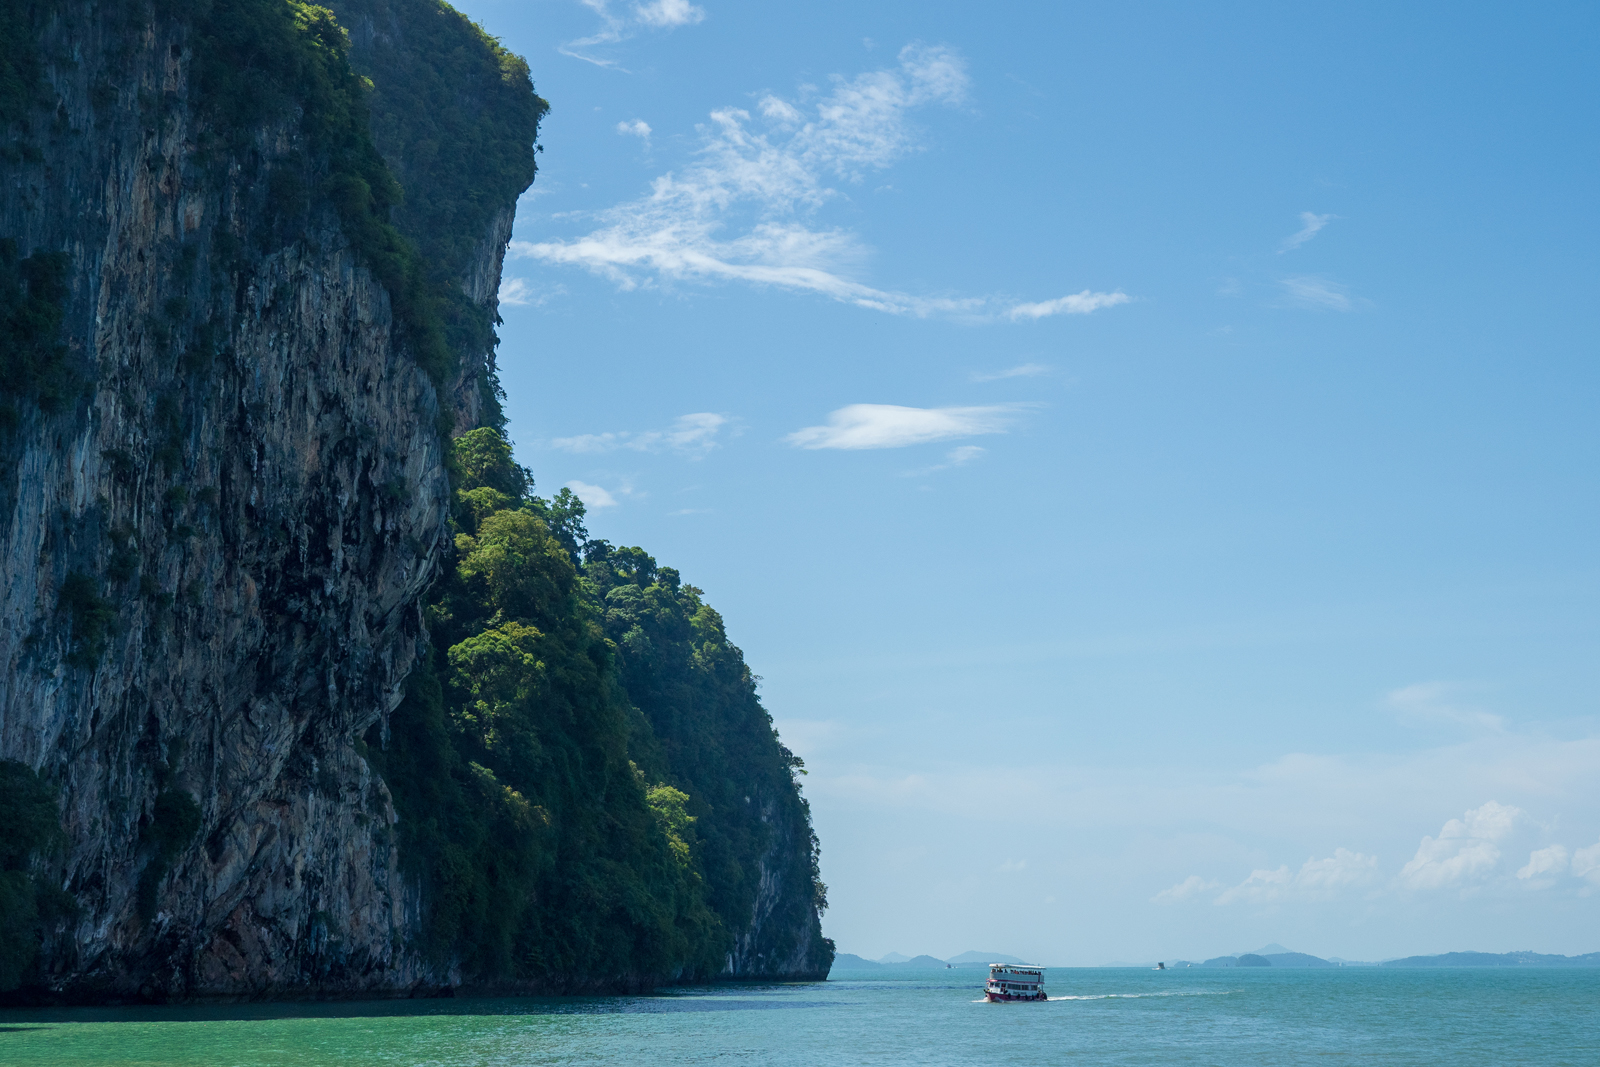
[1,965,1594,1066]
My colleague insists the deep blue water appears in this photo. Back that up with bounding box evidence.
[2,966,1594,1065]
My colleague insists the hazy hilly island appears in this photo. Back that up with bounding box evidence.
[831,946,1600,971]
[0,0,830,1001]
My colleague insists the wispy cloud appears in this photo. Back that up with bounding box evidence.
[565,480,620,508]
[902,444,986,476]
[1279,275,1355,311]
[552,412,729,458]
[1399,801,1521,890]
[1387,682,1504,733]
[634,0,704,28]
[498,278,569,308]
[498,277,536,306]
[1574,839,1600,891]
[787,404,1024,450]
[513,47,1125,321]
[616,119,652,142]
[1151,875,1221,905]
[1008,290,1129,320]
[561,0,706,67]
[971,362,1049,382]
[1280,211,1336,252]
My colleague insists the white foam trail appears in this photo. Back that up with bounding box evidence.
[971,990,1237,1004]
[1047,991,1237,1001]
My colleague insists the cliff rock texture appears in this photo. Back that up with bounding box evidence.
[0,0,830,1001]
[0,0,504,999]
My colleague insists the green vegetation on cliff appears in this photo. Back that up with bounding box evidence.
[0,239,74,425]
[366,428,724,983]
[0,761,70,991]
[0,1,54,159]
[587,542,830,966]
[172,0,461,387]
[327,0,546,427]
[367,429,830,986]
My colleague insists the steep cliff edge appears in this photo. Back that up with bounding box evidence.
[0,0,516,999]
[0,0,829,1001]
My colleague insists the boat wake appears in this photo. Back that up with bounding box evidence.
[971,990,1239,1003]
[1048,990,1237,1001]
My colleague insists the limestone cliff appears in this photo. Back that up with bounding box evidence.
[0,0,830,1001]
[0,0,469,998]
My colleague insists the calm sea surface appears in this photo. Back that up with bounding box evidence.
[2,966,1594,1066]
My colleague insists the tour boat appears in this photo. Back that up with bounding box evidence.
[984,963,1047,1002]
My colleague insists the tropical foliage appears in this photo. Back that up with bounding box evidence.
[367,428,827,985]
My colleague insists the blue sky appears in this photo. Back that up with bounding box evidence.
[453,0,1598,963]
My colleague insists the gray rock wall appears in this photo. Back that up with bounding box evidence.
[0,4,495,999]
[723,795,831,981]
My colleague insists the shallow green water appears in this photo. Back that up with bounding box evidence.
[2,967,1594,1066]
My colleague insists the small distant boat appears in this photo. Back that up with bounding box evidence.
[985,963,1047,1002]
[1155,962,1166,970]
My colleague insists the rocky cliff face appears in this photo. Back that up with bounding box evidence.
[722,794,831,979]
[0,0,829,1001]
[0,2,471,998]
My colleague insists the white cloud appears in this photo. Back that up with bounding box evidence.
[565,480,619,508]
[498,277,535,306]
[1296,849,1381,892]
[498,278,564,309]
[1572,839,1600,887]
[1280,275,1355,311]
[787,404,1021,450]
[1152,875,1220,905]
[1280,211,1336,252]
[1517,844,1569,882]
[1399,801,1521,890]
[552,412,729,458]
[1214,865,1291,904]
[971,362,1049,382]
[1387,682,1505,733]
[513,47,1124,320]
[561,0,705,67]
[634,0,704,28]
[1008,290,1129,321]
[1213,849,1377,904]
[616,119,652,141]
[901,444,987,477]
[759,95,803,124]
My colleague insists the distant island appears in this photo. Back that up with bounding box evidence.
[831,944,1600,973]
[831,951,1028,970]
[1163,944,1600,969]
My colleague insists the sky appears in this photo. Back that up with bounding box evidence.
[450,0,1598,964]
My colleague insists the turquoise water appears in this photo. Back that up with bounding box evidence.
[2,967,1595,1065]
